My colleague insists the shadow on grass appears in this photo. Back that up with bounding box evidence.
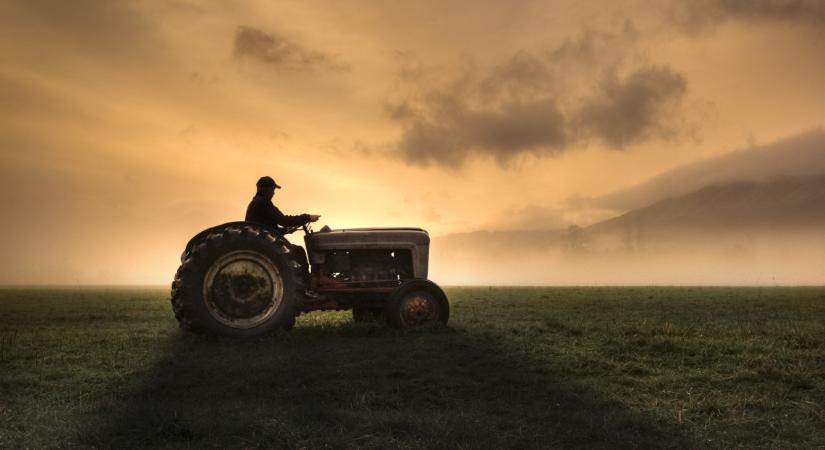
[79,321,689,449]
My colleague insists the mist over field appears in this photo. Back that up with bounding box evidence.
[432,229,825,285]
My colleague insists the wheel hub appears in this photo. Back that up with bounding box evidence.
[400,293,437,326]
[203,250,283,329]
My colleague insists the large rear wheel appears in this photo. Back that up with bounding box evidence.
[171,223,305,337]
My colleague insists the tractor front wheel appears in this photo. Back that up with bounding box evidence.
[385,279,449,329]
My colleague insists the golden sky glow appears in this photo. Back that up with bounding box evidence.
[1,0,824,284]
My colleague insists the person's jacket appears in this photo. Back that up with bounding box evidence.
[245,194,309,230]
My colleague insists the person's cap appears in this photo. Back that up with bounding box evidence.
[256,176,281,189]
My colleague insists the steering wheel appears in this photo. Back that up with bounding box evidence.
[280,222,313,235]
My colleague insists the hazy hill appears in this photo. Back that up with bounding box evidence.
[431,174,825,284]
[436,173,825,251]
[590,128,825,212]
[588,174,825,241]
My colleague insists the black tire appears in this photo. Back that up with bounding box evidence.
[170,223,305,337]
[385,279,449,329]
[352,306,384,323]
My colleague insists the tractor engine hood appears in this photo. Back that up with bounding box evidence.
[305,228,430,278]
[306,227,429,248]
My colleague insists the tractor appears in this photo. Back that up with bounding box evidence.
[170,221,449,337]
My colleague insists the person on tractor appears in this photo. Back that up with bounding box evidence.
[246,175,320,297]
[245,176,319,230]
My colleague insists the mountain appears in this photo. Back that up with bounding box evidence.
[435,173,825,250]
[431,174,825,285]
[588,174,825,241]
[589,128,825,212]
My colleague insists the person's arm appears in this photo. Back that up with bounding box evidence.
[264,204,309,227]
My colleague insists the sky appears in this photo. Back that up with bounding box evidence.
[1,0,824,284]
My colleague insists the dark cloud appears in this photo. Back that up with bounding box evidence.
[385,21,693,169]
[396,97,567,167]
[576,66,687,148]
[672,0,825,31]
[388,51,561,168]
[478,51,554,102]
[233,26,349,72]
[388,60,688,168]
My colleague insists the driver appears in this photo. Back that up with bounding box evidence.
[246,176,320,298]
[245,176,319,230]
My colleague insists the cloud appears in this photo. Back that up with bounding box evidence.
[233,26,349,72]
[576,65,687,148]
[383,21,693,169]
[672,0,825,31]
[478,51,555,103]
[395,97,568,167]
[389,60,687,168]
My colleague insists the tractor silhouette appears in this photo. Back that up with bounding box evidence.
[171,222,448,337]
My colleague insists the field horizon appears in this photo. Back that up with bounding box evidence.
[2,283,825,288]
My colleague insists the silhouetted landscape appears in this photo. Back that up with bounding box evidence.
[2,1,824,448]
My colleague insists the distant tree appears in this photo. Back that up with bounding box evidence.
[563,224,589,252]
[622,214,642,251]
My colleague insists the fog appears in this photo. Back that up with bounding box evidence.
[432,170,825,286]
[431,228,825,286]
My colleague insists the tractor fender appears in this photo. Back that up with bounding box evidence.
[181,221,286,262]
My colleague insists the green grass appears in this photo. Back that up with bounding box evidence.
[1,287,824,449]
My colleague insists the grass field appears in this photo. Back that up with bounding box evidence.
[0,287,823,449]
